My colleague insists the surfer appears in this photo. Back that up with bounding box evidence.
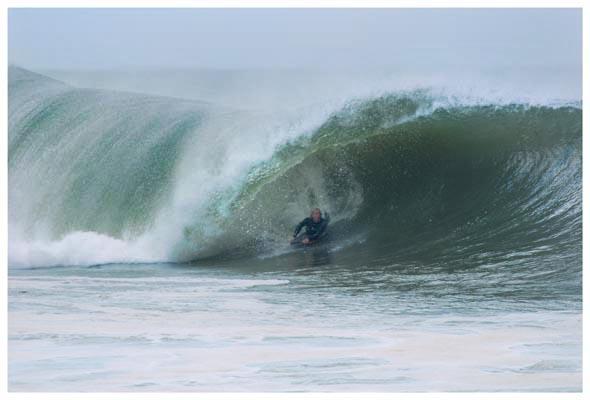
[290,208,330,245]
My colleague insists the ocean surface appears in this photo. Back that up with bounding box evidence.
[7,66,582,391]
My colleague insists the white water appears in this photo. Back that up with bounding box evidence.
[8,265,582,392]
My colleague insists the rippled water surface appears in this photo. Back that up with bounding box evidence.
[8,258,582,392]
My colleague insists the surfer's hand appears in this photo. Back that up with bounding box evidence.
[302,238,310,244]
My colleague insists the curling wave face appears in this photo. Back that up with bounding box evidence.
[7,67,581,283]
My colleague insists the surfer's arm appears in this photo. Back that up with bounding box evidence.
[293,218,308,237]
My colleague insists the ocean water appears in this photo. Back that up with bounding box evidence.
[7,66,582,391]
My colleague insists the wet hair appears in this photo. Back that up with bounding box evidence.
[310,208,322,218]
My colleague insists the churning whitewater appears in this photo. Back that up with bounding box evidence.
[8,66,581,277]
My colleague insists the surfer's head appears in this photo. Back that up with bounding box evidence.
[311,208,322,223]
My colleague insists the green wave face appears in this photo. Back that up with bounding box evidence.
[9,67,208,239]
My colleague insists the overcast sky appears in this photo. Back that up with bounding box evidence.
[8,8,582,70]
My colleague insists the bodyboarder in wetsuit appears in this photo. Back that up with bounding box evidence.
[290,208,330,245]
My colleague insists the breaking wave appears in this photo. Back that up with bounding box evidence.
[7,66,581,281]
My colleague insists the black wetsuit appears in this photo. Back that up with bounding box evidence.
[293,214,330,242]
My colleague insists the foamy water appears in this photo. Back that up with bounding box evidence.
[8,262,582,392]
